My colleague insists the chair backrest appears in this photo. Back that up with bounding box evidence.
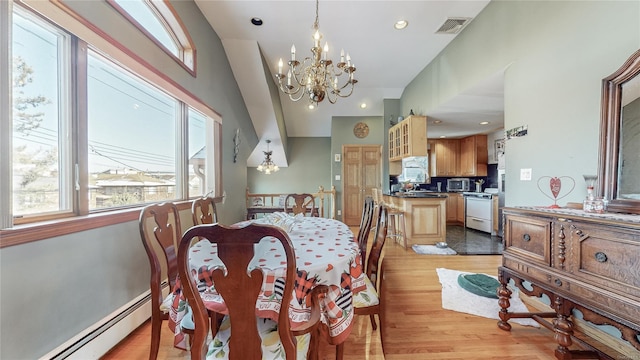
[379,258,389,356]
[192,196,218,225]
[178,223,298,360]
[366,204,388,288]
[139,202,181,314]
[356,196,375,261]
[284,193,315,216]
[371,188,383,205]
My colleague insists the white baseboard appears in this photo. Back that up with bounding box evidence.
[40,290,153,360]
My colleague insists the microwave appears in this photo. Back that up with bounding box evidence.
[447,178,470,192]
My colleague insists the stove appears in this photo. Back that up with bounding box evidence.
[462,189,498,235]
[462,191,494,199]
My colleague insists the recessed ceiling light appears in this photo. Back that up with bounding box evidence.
[394,20,408,30]
[251,17,263,26]
[440,135,447,138]
[308,104,315,110]
[479,121,490,125]
[360,103,367,109]
[433,120,442,124]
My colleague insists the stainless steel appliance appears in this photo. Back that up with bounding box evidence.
[446,178,470,192]
[497,169,505,237]
[463,190,495,235]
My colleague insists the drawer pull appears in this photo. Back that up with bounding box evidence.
[554,279,562,286]
[523,234,531,242]
[595,252,608,263]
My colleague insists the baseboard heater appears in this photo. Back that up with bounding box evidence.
[39,284,167,360]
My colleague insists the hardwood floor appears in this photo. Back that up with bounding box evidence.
[102,232,560,360]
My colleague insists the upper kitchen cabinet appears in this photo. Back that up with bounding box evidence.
[429,138,459,177]
[389,125,401,161]
[459,134,488,176]
[388,115,427,161]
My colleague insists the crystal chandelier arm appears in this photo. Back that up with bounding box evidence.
[273,0,356,105]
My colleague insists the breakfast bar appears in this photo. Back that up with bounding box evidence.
[383,192,447,247]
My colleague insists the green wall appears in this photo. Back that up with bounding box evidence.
[247,137,332,194]
[401,0,640,207]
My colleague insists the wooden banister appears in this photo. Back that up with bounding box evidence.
[246,186,337,219]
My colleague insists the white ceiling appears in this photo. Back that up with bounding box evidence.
[194,0,503,165]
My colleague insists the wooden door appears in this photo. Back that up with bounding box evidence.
[342,145,381,226]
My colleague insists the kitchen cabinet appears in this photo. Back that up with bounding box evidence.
[429,134,487,177]
[446,193,457,223]
[457,193,465,223]
[383,194,447,246]
[499,207,640,359]
[429,139,459,176]
[388,115,427,161]
[388,125,402,161]
[445,192,465,224]
[459,134,488,176]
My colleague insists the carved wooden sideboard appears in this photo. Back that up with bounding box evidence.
[498,207,640,359]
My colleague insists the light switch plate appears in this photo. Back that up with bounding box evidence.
[520,168,532,181]
[335,175,341,181]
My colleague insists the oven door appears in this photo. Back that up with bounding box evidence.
[465,196,493,233]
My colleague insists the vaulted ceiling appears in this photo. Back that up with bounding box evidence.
[194,1,503,166]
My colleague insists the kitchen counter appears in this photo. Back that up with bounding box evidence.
[389,191,448,199]
[383,194,447,247]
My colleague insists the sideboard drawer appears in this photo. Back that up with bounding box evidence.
[504,214,551,266]
[568,222,640,299]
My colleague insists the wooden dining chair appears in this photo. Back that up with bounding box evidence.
[335,204,389,360]
[284,193,316,217]
[378,258,390,356]
[178,223,326,360]
[192,196,218,225]
[139,202,184,360]
[356,196,375,262]
[190,196,223,336]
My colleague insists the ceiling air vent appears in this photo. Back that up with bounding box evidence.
[435,17,472,34]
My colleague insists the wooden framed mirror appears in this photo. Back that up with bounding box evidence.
[598,49,640,214]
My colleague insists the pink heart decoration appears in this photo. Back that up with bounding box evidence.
[549,177,561,199]
[536,176,575,207]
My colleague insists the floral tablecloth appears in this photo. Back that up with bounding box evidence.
[169,216,365,349]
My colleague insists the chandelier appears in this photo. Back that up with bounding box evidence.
[274,0,357,106]
[257,140,279,174]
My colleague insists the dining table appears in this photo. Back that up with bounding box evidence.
[168,214,366,350]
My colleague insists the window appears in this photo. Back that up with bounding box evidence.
[188,108,207,198]
[107,0,196,75]
[11,7,72,217]
[88,51,178,209]
[2,2,220,233]
[112,0,178,55]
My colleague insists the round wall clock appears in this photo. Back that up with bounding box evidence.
[353,122,369,138]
